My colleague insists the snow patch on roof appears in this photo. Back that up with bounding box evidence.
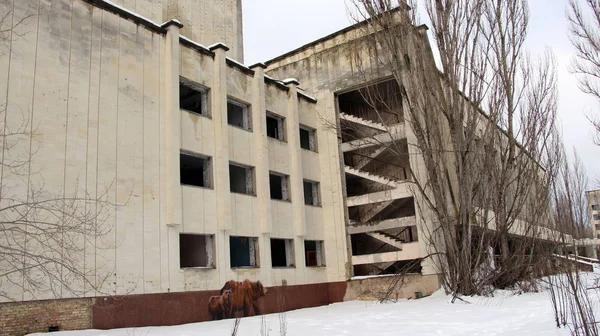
[102,0,161,28]
[180,35,210,53]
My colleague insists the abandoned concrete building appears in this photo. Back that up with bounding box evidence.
[0,0,570,334]
[588,190,600,240]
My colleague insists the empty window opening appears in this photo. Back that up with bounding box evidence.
[48,326,60,332]
[270,172,289,201]
[303,180,320,206]
[595,214,600,221]
[180,78,209,116]
[592,204,599,211]
[227,99,250,130]
[304,240,325,267]
[271,238,295,267]
[179,234,215,268]
[230,236,259,268]
[180,152,212,188]
[299,126,316,151]
[266,114,285,140]
[229,163,254,195]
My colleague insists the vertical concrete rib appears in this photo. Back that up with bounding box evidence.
[164,21,182,227]
[284,80,306,237]
[210,43,232,231]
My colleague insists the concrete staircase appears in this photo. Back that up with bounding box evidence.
[339,112,387,131]
[367,231,404,250]
[344,165,399,187]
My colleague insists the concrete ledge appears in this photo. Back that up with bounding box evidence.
[344,273,441,301]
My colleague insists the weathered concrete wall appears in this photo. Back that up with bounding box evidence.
[265,15,442,276]
[0,0,348,305]
[108,0,245,61]
[344,274,440,301]
[0,298,92,336]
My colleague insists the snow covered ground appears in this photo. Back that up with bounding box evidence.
[29,273,600,336]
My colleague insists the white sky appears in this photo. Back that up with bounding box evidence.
[242,0,600,187]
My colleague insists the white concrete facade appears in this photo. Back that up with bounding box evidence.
[0,0,347,303]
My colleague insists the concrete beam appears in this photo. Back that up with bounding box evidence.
[348,216,417,234]
[347,183,412,207]
[351,242,420,265]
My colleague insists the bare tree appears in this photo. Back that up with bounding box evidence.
[340,0,561,296]
[547,146,598,336]
[0,2,122,301]
[568,0,600,145]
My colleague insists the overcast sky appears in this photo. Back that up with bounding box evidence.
[242,0,600,188]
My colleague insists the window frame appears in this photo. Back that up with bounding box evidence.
[270,238,295,268]
[180,150,212,189]
[299,124,317,152]
[266,112,285,141]
[304,240,325,267]
[227,98,252,131]
[229,236,260,269]
[269,171,290,201]
[229,162,255,196]
[179,233,216,269]
[303,179,320,206]
[179,77,210,117]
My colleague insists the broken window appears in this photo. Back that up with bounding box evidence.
[304,240,325,267]
[266,113,285,141]
[299,125,316,151]
[180,151,212,188]
[179,233,215,268]
[180,78,209,116]
[270,238,295,267]
[303,180,320,206]
[229,163,254,195]
[227,99,251,130]
[230,236,259,268]
[269,172,289,201]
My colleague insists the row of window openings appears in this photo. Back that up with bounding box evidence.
[179,234,325,268]
[180,80,317,151]
[180,152,320,205]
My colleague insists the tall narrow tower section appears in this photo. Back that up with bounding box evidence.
[111,0,245,61]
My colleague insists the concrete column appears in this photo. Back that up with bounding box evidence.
[210,43,232,231]
[284,79,306,237]
[250,63,272,234]
[164,20,183,227]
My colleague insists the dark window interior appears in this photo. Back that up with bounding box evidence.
[230,164,251,194]
[270,173,284,200]
[180,82,205,115]
[303,181,314,205]
[227,101,246,128]
[266,115,281,139]
[180,234,210,268]
[271,239,287,267]
[230,236,256,268]
[300,128,311,150]
[180,153,209,188]
[304,240,318,267]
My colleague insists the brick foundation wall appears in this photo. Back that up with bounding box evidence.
[0,298,92,336]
